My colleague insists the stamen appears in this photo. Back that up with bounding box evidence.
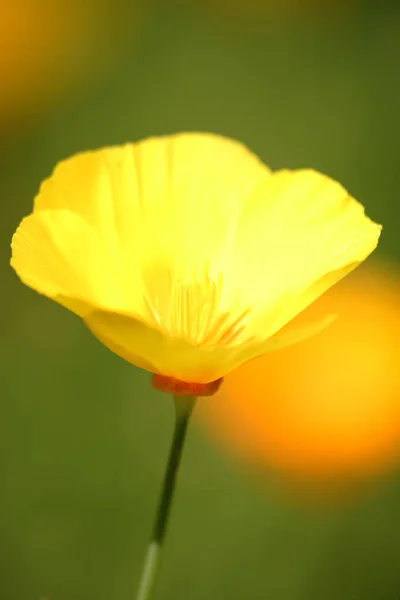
[142,265,253,348]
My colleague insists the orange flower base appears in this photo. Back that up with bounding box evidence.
[152,374,223,397]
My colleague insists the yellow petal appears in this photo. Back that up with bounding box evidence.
[84,309,247,383]
[228,169,381,340]
[34,133,269,292]
[11,209,126,316]
[13,133,269,324]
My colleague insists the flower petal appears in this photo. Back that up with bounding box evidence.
[260,313,337,351]
[84,309,245,383]
[228,169,381,340]
[11,209,126,315]
[16,133,270,325]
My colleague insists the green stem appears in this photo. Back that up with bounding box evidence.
[135,395,196,600]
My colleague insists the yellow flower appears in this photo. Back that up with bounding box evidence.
[11,133,381,389]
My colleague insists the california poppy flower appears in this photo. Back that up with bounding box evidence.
[10,133,380,392]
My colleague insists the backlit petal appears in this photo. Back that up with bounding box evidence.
[18,133,269,326]
[228,169,381,340]
[11,209,126,316]
[84,309,248,383]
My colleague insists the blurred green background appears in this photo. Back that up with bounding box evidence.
[2,1,400,598]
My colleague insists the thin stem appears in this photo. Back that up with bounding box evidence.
[135,395,196,600]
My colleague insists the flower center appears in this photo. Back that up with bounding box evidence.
[152,374,223,396]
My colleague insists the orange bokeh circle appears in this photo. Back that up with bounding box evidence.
[0,0,144,132]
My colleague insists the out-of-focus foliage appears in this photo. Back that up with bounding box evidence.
[2,1,400,599]
[175,0,359,26]
[0,0,147,135]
